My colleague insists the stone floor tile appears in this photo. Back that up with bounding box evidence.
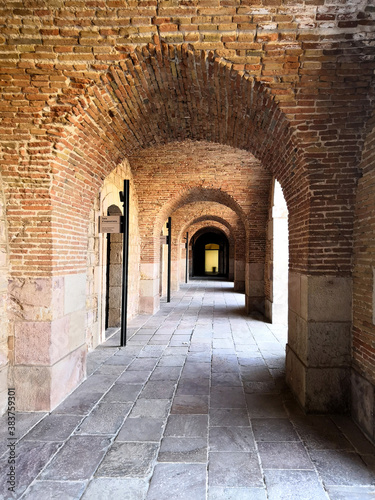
[171,395,209,414]
[209,426,256,452]
[86,478,149,499]
[146,463,206,500]
[75,402,131,435]
[96,442,158,478]
[117,370,151,384]
[82,478,149,500]
[139,381,176,399]
[210,408,250,427]
[182,362,211,377]
[40,436,111,480]
[246,394,287,418]
[52,391,105,416]
[240,366,273,382]
[263,470,329,500]
[158,436,207,462]
[208,451,263,487]
[129,399,170,418]
[23,414,82,442]
[117,417,165,442]
[157,355,186,367]
[165,414,208,437]
[310,449,375,486]
[243,381,278,394]
[292,416,355,451]
[149,366,182,381]
[95,364,127,376]
[325,485,375,499]
[176,377,210,396]
[251,418,300,442]
[22,480,87,500]
[331,416,375,454]
[211,373,242,387]
[163,346,189,356]
[210,386,247,409]
[258,442,313,469]
[0,441,61,498]
[127,358,158,371]
[0,412,47,454]
[101,382,143,403]
[208,486,267,500]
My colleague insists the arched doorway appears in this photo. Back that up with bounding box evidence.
[192,230,229,279]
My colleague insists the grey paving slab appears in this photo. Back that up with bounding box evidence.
[263,470,329,500]
[258,442,313,469]
[208,487,267,500]
[171,395,209,414]
[103,354,134,366]
[182,362,211,378]
[251,417,300,442]
[75,402,130,435]
[127,358,158,371]
[209,426,256,452]
[129,399,170,418]
[23,414,82,442]
[158,437,207,462]
[210,386,247,409]
[246,394,287,418]
[176,377,210,396]
[96,442,158,478]
[52,390,105,416]
[209,451,263,487]
[310,449,375,486]
[0,412,47,455]
[117,417,165,442]
[82,478,149,500]
[117,370,151,384]
[146,463,206,500]
[101,382,143,403]
[149,366,182,381]
[326,485,375,499]
[331,415,375,454]
[211,373,242,387]
[158,355,186,367]
[40,436,111,480]
[210,408,250,427]
[165,414,208,438]
[292,416,355,451]
[95,364,127,376]
[139,381,176,399]
[21,480,87,500]
[0,441,61,498]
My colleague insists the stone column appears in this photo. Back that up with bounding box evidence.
[10,274,87,411]
[286,272,352,412]
[245,262,265,314]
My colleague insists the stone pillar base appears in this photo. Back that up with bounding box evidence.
[234,280,245,292]
[286,345,350,413]
[351,369,375,444]
[12,345,86,412]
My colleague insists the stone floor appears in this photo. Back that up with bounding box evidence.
[1,280,375,500]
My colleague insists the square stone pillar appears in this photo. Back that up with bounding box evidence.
[245,263,265,314]
[9,275,87,411]
[286,272,352,413]
[139,262,160,314]
[234,259,245,292]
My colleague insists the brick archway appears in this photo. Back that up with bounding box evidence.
[1,42,356,413]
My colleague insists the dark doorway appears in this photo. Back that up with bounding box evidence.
[192,230,229,278]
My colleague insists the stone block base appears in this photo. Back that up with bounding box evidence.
[246,295,265,315]
[286,345,350,413]
[12,345,86,412]
[351,369,375,444]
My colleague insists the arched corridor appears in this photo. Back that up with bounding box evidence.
[1,281,374,499]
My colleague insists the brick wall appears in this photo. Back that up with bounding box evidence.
[352,111,375,441]
[0,172,9,413]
